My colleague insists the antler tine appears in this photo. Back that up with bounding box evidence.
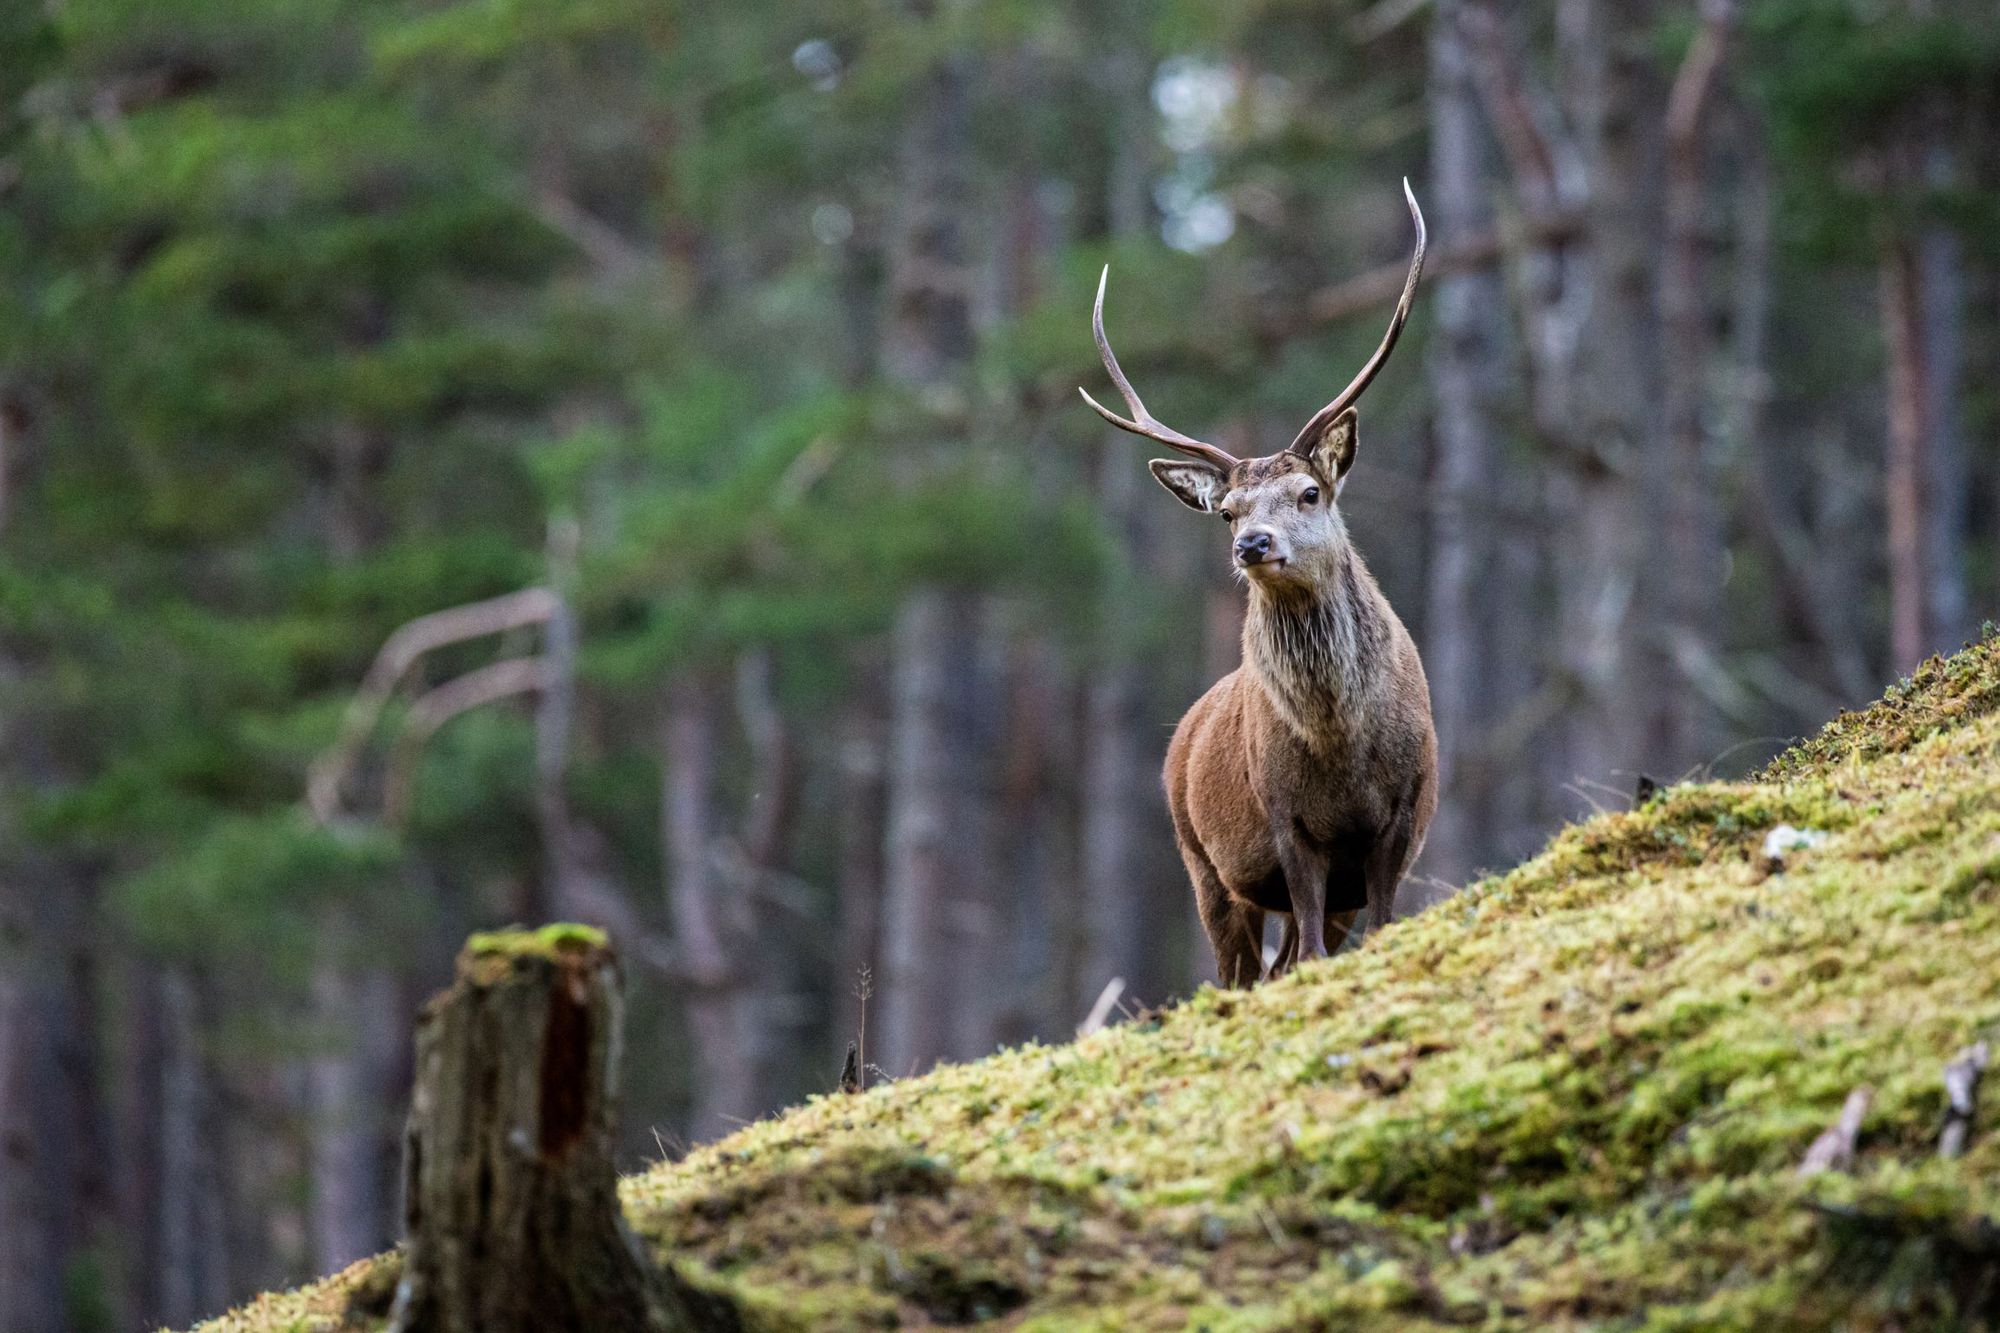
[1285,178,1428,456]
[1080,266,1240,471]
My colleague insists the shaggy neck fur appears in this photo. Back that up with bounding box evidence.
[1241,541,1388,748]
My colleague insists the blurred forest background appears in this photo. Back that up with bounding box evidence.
[0,0,1995,1327]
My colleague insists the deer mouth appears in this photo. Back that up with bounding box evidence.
[1239,555,1290,576]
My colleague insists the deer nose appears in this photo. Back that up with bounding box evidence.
[1234,529,1273,564]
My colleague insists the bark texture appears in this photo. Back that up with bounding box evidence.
[387,929,691,1333]
[876,41,982,1078]
[1422,0,1506,888]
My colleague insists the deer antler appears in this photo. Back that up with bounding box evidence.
[1285,179,1427,456]
[1080,267,1241,472]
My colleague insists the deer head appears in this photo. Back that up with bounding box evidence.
[1081,180,1426,590]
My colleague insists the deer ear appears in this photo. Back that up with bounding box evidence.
[1149,459,1229,513]
[1296,407,1358,486]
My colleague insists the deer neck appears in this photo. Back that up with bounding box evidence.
[1241,546,1384,748]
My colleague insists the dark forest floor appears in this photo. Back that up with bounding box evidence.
[196,631,2000,1331]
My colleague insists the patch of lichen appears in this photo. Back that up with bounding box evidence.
[189,635,2000,1332]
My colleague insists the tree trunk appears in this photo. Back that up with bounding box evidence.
[834,668,888,1067]
[878,588,975,1075]
[1917,198,1966,653]
[661,676,758,1142]
[732,648,808,1107]
[0,896,37,1332]
[117,960,167,1328]
[993,634,1068,1044]
[876,38,980,1077]
[533,519,584,923]
[1421,0,1507,888]
[306,954,398,1274]
[303,415,403,1278]
[156,970,231,1326]
[1559,0,1664,796]
[1078,46,1167,1015]
[1880,232,1930,673]
[1653,0,1737,771]
[0,868,117,1333]
[387,929,693,1333]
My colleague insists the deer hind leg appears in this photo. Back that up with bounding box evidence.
[1187,851,1264,989]
[1326,909,1359,953]
[1363,819,1416,931]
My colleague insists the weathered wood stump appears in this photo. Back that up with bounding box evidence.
[387,925,692,1333]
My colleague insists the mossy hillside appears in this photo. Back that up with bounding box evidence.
[191,633,2000,1332]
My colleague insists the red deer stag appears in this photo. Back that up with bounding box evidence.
[1081,181,1437,987]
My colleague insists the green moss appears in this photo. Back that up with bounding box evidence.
[192,636,2000,1331]
[1763,623,2000,783]
[463,922,607,959]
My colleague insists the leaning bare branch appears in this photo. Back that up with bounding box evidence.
[307,588,559,821]
[1283,210,1583,334]
[1457,0,1565,209]
[533,189,658,280]
[1798,1086,1872,1177]
[1941,1041,1990,1159]
[1347,0,1430,44]
[1078,976,1127,1037]
[382,657,556,827]
[1664,0,1739,150]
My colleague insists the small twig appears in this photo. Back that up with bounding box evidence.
[1941,1042,1990,1159]
[853,966,873,1092]
[1078,977,1126,1037]
[839,1041,862,1095]
[1253,1200,1288,1248]
[1799,1086,1872,1177]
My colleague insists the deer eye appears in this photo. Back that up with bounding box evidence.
[1301,486,1320,506]
[1218,508,1234,522]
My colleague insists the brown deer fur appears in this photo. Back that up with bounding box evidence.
[1155,418,1437,986]
[1082,183,1435,986]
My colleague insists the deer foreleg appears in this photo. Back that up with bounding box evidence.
[1277,833,1333,962]
[1268,915,1299,981]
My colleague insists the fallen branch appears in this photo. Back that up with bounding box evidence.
[1941,1041,1990,1159]
[1078,976,1127,1037]
[1798,1086,1872,1177]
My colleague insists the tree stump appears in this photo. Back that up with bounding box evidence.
[387,925,691,1333]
